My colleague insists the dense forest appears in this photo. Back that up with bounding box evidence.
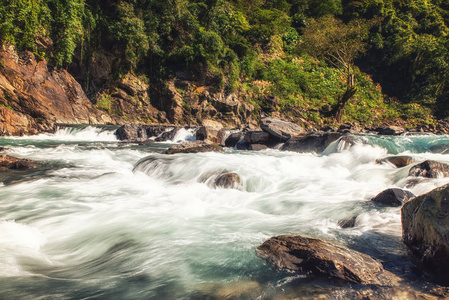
[0,0,448,126]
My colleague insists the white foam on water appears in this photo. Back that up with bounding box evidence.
[11,126,118,142]
[1,135,449,298]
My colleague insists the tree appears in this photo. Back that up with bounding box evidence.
[300,16,374,122]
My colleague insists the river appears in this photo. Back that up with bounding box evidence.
[1,126,449,299]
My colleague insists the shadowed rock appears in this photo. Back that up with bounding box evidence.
[281,132,342,153]
[371,188,415,207]
[165,141,223,154]
[408,160,449,178]
[260,116,306,142]
[257,235,391,285]
[402,184,449,281]
[243,131,270,145]
[376,156,414,168]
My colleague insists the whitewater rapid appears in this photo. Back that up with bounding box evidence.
[1,126,449,299]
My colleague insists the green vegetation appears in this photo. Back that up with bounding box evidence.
[0,0,448,125]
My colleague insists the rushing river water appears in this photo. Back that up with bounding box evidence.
[1,126,449,299]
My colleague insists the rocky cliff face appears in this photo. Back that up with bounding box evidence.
[0,45,119,135]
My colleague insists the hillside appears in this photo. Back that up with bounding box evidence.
[0,0,448,134]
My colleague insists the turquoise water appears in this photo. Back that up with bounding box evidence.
[0,127,448,299]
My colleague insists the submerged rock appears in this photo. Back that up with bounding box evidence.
[260,116,306,142]
[376,156,415,168]
[257,235,388,285]
[193,280,261,299]
[408,160,449,178]
[402,184,449,281]
[165,140,223,154]
[371,188,415,207]
[338,216,358,228]
[281,132,342,153]
[0,155,36,170]
[214,172,241,189]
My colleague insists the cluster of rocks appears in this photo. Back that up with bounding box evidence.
[114,117,449,288]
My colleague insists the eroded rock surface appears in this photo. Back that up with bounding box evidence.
[402,184,449,280]
[257,235,391,285]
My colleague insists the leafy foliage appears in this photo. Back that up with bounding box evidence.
[0,0,448,124]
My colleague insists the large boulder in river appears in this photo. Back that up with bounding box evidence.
[257,235,389,285]
[402,184,449,280]
[260,116,306,142]
[281,132,342,153]
[165,141,223,154]
[371,188,415,207]
[115,123,180,142]
[408,160,449,178]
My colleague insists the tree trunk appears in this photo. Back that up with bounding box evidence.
[332,73,356,123]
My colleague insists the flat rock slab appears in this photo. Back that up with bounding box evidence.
[257,235,388,285]
[402,183,449,280]
[260,116,306,142]
[408,160,449,178]
[165,141,223,154]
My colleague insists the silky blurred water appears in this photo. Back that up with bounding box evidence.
[1,127,449,299]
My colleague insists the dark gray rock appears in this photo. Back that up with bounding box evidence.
[116,124,179,141]
[371,188,415,207]
[224,132,243,148]
[402,184,449,281]
[155,128,179,142]
[256,235,388,285]
[338,216,357,228]
[408,160,449,178]
[260,116,306,142]
[244,131,271,145]
[281,132,342,153]
[165,141,223,154]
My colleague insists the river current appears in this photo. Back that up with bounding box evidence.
[1,126,449,299]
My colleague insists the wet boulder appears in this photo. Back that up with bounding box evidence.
[224,131,243,148]
[0,155,36,170]
[116,123,178,142]
[281,132,342,153]
[260,116,306,142]
[257,235,387,285]
[408,160,449,178]
[402,184,449,280]
[371,188,415,207]
[376,156,414,168]
[214,172,241,189]
[154,128,179,142]
[165,141,223,154]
